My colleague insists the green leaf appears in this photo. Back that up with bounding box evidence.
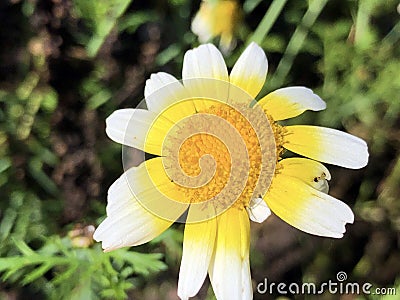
[41,87,58,112]
[21,263,53,285]
[86,89,112,110]
[0,157,11,173]
[13,238,36,257]
[118,11,157,33]
[116,251,167,276]
[27,158,58,196]
[70,277,94,300]
[0,208,17,243]
[156,43,182,66]
[243,0,264,13]
[52,263,79,286]
[0,257,26,272]
[73,0,134,57]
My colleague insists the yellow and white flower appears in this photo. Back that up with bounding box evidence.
[191,0,241,53]
[94,42,368,300]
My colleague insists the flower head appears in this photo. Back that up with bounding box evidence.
[94,42,368,300]
[192,0,242,53]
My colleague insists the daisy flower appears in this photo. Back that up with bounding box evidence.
[93,42,368,300]
[191,0,242,53]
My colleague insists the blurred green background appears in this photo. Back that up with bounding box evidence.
[0,0,399,299]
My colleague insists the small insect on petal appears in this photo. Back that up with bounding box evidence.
[312,172,329,194]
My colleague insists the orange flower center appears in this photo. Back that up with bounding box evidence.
[162,101,279,214]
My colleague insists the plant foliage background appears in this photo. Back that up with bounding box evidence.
[0,0,399,299]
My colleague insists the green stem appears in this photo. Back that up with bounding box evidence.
[268,0,328,91]
[354,0,370,47]
[382,21,400,45]
[247,0,288,45]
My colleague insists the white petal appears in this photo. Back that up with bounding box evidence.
[209,209,252,300]
[93,179,169,251]
[241,258,252,300]
[93,201,172,252]
[284,125,369,169]
[94,159,189,251]
[178,210,216,300]
[230,42,268,98]
[246,197,271,223]
[259,86,326,120]
[182,44,228,81]
[144,72,196,121]
[144,72,178,101]
[265,174,354,238]
[182,44,229,110]
[105,108,173,155]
